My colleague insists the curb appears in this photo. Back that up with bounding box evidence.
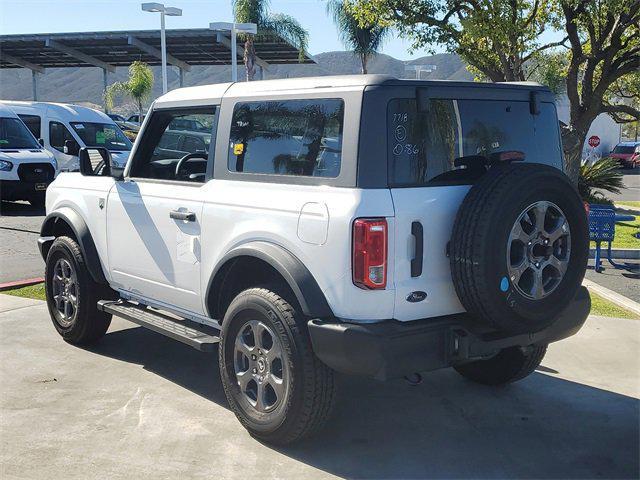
[582,278,640,317]
[589,248,640,260]
[0,277,44,292]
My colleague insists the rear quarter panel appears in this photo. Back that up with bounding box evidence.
[200,180,396,321]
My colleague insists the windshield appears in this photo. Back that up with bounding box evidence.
[0,117,41,150]
[70,122,132,151]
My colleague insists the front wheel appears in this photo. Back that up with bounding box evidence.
[45,236,112,344]
[219,287,335,445]
[454,344,547,386]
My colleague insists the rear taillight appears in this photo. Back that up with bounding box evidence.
[352,218,387,289]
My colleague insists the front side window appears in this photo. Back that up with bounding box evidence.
[129,109,216,183]
[49,121,76,153]
[228,99,344,178]
[70,122,132,151]
[0,117,41,150]
[17,114,41,139]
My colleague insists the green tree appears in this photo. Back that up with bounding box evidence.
[327,0,390,73]
[232,0,309,81]
[104,61,154,118]
[347,0,640,180]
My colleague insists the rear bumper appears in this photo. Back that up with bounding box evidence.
[308,286,590,380]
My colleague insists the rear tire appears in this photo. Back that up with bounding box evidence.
[219,287,335,445]
[45,236,112,344]
[454,344,547,386]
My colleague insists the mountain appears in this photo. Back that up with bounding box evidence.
[0,51,472,115]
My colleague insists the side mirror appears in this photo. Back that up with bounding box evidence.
[79,147,123,180]
[63,139,80,156]
[38,138,44,147]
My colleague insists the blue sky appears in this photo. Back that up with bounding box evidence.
[0,0,426,60]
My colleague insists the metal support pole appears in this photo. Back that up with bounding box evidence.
[103,68,109,112]
[179,67,184,87]
[32,71,38,101]
[231,25,238,82]
[160,11,168,93]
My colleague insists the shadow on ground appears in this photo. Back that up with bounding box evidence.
[89,326,639,479]
[0,200,45,217]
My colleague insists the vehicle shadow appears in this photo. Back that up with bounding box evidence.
[89,326,639,480]
[0,200,45,217]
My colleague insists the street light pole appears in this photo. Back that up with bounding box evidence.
[231,25,237,83]
[160,9,167,93]
[210,22,257,82]
[142,3,182,94]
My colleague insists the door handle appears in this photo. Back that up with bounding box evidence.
[170,210,196,222]
[411,221,423,277]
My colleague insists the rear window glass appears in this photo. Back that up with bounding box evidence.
[613,145,635,154]
[228,99,344,178]
[388,98,562,186]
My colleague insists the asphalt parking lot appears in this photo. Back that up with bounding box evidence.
[1,295,638,480]
[0,201,45,284]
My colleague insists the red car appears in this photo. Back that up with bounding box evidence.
[610,142,640,168]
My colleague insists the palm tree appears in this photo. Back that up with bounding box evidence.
[104,61,154,118]
[326,0,389,74]
[232,0,309,81]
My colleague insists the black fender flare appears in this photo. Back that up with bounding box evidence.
[39,207,107,284]
[206,241,334,319]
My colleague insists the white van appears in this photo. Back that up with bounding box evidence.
[0,102,57,206]
[1,101,132,171]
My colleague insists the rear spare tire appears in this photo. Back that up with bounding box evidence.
[450,163,588,334]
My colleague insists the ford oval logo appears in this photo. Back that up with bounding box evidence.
[406,291,427,303]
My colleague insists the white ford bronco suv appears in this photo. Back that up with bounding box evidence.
[39,75,590,444]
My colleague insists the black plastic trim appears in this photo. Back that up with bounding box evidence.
[39,208,107,284]
[205,241,334,319]
[410,221,423,277]
[308,286,590,380]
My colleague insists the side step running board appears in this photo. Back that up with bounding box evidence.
[97,300,220,352]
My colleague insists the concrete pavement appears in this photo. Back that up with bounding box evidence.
[0,296,638,479]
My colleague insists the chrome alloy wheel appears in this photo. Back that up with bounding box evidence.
[234,320,287,413]
[51,258,78,327]
[507,201,571,300]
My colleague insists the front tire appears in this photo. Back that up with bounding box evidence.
[219,287,335,445]
[45,236,112,344]
[454,344,547,386]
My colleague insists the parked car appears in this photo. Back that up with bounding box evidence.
[39,75,590,445]
[0,102,57,207]
[168,117,209,132]
[609,141,640,168]
[126,113,145,125]
[1,101,133,171]
[107,113,126,123]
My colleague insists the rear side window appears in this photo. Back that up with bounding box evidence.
[18,114,41,139]
[388,98,562,186]
[228,98,344,178]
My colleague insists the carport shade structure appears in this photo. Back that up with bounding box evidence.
[0,28,315,103]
